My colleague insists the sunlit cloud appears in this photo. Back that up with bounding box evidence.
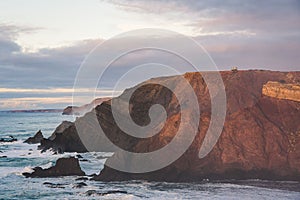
[0,87,122,110]
[0,87,119,94]
[0,97,73,110]
[0,95,114,110]
[0,0,299,110]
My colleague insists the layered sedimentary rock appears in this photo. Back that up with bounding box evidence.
[262,81,300,102]
[23,157,85,178]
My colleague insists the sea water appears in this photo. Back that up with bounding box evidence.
[0,111,299,199]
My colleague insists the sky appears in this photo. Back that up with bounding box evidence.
[0,0,299,110]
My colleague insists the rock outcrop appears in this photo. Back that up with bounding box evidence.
[38,121,87,153]
[262,81,300,102]
[41,70,300,182]
[90,70,300,182]
[24,130,44,144]
[62,97,111,115]
[23,157,85,178]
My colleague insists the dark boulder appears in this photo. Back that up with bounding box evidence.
[72,182,87,188]
[75,177,89,181]
[23,157,85,178]
[38,121,87,153]
[85,190,128,196]
[43,182,66,189]
[24,130,44,144]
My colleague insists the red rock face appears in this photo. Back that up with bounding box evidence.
[93,70,300,182]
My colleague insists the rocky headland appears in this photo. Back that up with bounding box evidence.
[27,70,300,182]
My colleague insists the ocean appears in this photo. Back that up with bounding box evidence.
[0,111,299,199]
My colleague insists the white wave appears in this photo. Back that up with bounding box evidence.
[18,166,34,175]
[0,166,29,178]
[0,140,21,146]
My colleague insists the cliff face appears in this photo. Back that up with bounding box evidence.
[44,70,300,181]
[92,70,300,182]
[262,81,300,102]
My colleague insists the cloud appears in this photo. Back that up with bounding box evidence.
[0,87,118,94]
[104,0,300,36]
[0,97,73,110]
[101,0,300,70]
[0,2,299,110]
[196,33,300,69]
[0,23,40,40]
[0,39,20,55]
[0,24,104,89]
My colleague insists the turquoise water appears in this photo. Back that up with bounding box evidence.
[0,112,300,199]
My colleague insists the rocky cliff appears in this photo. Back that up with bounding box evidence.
[94,70,300,182]
[43,70,300,182]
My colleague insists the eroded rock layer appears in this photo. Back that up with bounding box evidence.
[262,81,300,102]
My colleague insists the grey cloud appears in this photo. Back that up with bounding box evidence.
[0,38,20,55]
[0,31,103,88]
[0,23,41,40]
[100,0,300,71]
[195,33,300,70]
[104,0,300,34]
[0,20,299,94]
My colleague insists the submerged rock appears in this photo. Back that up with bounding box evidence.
[85,190,98,196]
[23,157,85,178]
[43,182,66,189]
[75,177,89,181]
[85,190,128,196]
[0,136,17,143]
[24,130,44,144]
[72,182,87,188]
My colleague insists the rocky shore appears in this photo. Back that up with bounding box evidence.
[25,70,300,182]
